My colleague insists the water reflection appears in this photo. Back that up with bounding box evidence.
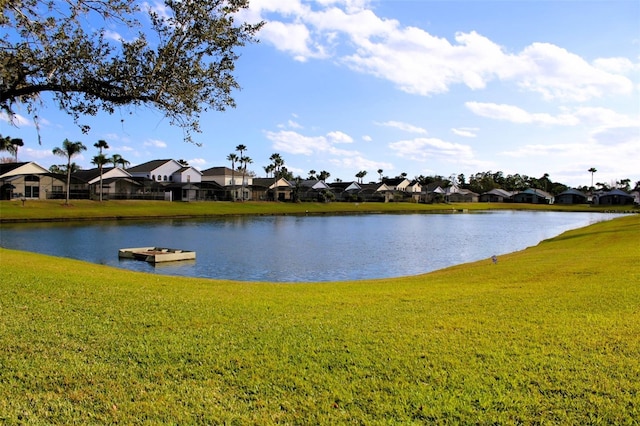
[0,211,619,282]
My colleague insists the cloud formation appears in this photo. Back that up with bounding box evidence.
[248,0,636,102]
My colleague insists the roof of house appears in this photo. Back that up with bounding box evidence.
[557,188,587,197]
[0,161,50,178]
[481,188,514,198]
[0,162,26,175]
[516,188,553,198]
[127,159,174,173]
[382,178,409,186]
[329,181,360,190]
[600,189,633,197]
[201,166,235,176]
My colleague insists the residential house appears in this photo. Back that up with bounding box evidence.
[252,177,293,201]
[0,161,65,200]
[592,189,634,206]
[421,182,447,203]
[72,167,139,200]
[297,179,333,202]
[447,188,479,203]
[382,178,411,192]
[329,181,361,201]
[201,166,252,200]
[479,188,514,203]
[128,159,201,201]
[512,188,554,204]
[405,180,422,202]
[358,182,392,202]
[555,188,587,205]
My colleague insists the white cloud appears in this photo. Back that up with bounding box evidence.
[103,30,123,42]
[265,130,329,155]
[143,139,167,148]
[1,112,32,127]
[362,135,372,142]
[250,1,634,101]
[499,125,639,184]
[376,120,427,134]
[188,158,207,169]
[451,128,478,138]
[510,43,634,101]
[466,102,580,125]
[389,137,474,161]
[327,130,353,143]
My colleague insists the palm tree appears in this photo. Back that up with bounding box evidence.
[308,170,317,180]
[52,139,87,205]
[93,140,110,202]
[588,167,597,190]
[94,139,109,154]
[356,170,367,184]
[117,157,130,169]
[377,169,383,182]
[318,170,330,182]
[269,153,284,201]
[8,138,23,162]
[0,135,11,153]
[227,153,238,200]
[240,155,253,200]
[236,145,248,200]
[91,154,110,201]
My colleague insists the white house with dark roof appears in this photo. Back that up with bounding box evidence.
[127,159,202,201]
[128,159,197,183]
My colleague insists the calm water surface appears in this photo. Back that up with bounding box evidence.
[0,211,619,282]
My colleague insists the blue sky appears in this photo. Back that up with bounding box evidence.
[2,0,639,188]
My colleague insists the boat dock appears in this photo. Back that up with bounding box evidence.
[118,247,196,263]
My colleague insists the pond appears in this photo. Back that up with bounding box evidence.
[0,211,620,282]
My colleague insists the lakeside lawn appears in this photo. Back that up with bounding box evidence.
[1,213,638,423]
[1,198,637,223]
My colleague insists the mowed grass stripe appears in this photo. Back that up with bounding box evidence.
[0,215,638,423]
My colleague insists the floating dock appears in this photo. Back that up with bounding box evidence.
[118,247,196,263]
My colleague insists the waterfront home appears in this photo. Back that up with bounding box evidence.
[0,161,65,200]
[512,188,554,204]
[252,177,293,201]
[297,179,333,202]
[592,189,634,206]
[479,188,514,203]
[555,188,588,205]
[329,181,361,201]
[201,166,252,200]
[72,167,139,200]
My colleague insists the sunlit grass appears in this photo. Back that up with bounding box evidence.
[1,215,638,423]
[1,198,636,222]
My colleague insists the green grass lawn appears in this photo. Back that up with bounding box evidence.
[1,198,636,222]
[1,214,638,423]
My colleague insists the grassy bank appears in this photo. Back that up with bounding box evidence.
[1,215,638,423]
[1,199,636,222]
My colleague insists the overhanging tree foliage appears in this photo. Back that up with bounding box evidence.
[1,0,263,144]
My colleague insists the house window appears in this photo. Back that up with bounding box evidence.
[52,185,62,193]
[164,175,168,181]
[170,175,173,182]
[25,175,40,182]
[152,174,156,181]
[25,185,40,198]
